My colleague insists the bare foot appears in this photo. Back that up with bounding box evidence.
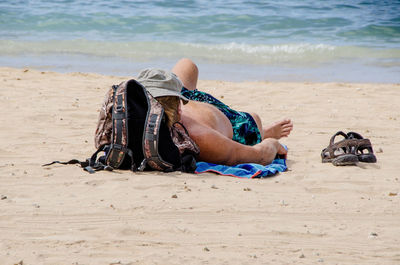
[263,119,293,139]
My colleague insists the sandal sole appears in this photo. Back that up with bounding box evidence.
[332,154,358,166]
[358,154,377,163]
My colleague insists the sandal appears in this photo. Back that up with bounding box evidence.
[321,131,359,166]
[347,132,377,163]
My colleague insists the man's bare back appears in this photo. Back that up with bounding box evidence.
[181,100,233,139]
[182,101,292,141]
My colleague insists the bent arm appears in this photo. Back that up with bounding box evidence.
[183,116,285,166]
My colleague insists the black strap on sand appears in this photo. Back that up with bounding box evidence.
[42,159,112,174]
[42,145,113,174]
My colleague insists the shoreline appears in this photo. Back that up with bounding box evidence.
[0,67,399,264]
[1,53,399,83]
[3,66,400,84]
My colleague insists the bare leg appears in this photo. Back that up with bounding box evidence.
[172,58,199,91]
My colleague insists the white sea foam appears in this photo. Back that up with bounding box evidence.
[1,39,400,71]
[0,40,369,63]
[204,42,336,54]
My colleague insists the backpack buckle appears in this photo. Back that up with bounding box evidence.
[116,105,123,112]
[138,159,147,171]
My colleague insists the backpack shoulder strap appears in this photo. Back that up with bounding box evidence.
[106,81,136,171]
[139,90,175,172]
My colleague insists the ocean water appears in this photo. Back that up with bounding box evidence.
[1,0,399,82]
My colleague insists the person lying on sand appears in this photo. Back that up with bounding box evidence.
[138,58,293,166]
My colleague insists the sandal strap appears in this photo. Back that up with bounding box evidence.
[347,131,364,139]
[329,131,348,146]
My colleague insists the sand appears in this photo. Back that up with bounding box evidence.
[0,67,399,265]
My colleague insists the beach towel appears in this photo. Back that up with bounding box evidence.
[195,158,287,179]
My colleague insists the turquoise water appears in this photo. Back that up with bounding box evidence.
[1,0,399,82]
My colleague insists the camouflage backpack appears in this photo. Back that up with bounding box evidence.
[45,79,199,173]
